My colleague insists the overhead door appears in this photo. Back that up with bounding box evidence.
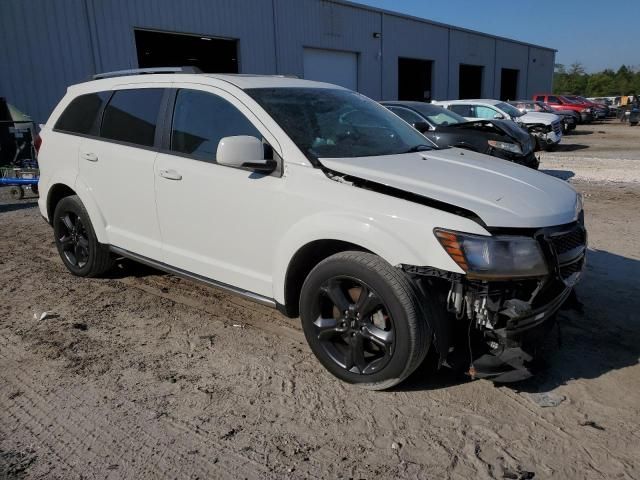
[303,48,358,90]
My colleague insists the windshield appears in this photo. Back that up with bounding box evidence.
[246,88,433,160]
[562,96,580,104]
[409,103,467,126]
[496,102,524,118]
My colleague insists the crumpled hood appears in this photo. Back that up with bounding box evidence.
[520,111,560,125]
[320,149,579,229]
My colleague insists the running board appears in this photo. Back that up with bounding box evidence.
[109,246,276,308]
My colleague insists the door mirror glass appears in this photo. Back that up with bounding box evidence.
[216,135,276,173]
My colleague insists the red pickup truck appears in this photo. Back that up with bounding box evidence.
[533,94,594,123]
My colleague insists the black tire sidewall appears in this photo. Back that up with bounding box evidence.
[53,196,102,277]
[300,255,421,386]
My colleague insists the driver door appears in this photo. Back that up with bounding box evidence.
[154,85,285,298]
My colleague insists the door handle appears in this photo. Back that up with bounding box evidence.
[159,169,182,181]
[81,152,98,162]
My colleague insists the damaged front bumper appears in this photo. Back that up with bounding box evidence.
[471,285,573,382]
[405,220,587,382]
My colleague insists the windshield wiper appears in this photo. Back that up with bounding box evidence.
[404,144,432,153]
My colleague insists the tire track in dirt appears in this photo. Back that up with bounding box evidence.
[0,334,279,479]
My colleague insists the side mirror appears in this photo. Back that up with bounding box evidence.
[493,113,505,119]
[217,135,276,173]
[412,121,431,133]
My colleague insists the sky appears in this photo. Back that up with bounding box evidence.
[356,0,640,72]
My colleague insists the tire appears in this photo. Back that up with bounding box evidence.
[31,184,39,195]
[9,186,24,200]
[300,251,432,390]
[53,195,113,277]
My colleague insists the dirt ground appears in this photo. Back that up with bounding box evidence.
[1,121,639,479]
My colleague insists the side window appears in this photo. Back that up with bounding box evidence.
[547,96,560,104]
[535,96,545,102]
[54,91,111,135]
[474,106,498,119]
[449,104,472,117]
[170,89,261,162]
[100,88,163,147]
[388,107,423,126]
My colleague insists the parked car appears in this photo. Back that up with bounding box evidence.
[38,68,586,388]
[533,94,594,123]
[381,101,538,169]
[433,99,562,151]
[564,95,608,119]
[509,100,578,133]
[588,97,618,117]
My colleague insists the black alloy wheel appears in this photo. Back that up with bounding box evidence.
[52,195,113,277]
[300,251,431,390]
[314,276,395,375]
[56,211,90,269]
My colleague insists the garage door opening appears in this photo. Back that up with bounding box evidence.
[303,48,358,91]
[398,58,433,102]
[459,64,483,99]
[134,29,238,73]
[500,68,519,101]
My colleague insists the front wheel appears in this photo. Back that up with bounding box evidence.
[300,251,432,390]
[53,195,113,277]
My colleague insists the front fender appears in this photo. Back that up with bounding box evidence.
[271,211,464,304]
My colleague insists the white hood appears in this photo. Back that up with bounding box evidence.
[519,111,560,125]
[321,148,580,229]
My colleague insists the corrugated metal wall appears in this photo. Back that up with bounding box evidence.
[273,0,383,99]
[0,0,555,123]
[0,0,96,124]
[380,14,449,100]
[494,40,529,99]
[86,0,277,75]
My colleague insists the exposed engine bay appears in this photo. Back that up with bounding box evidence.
[404,220,587,382]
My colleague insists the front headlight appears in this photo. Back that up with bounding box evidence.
[434,229,548,279]
[487,140,522,155]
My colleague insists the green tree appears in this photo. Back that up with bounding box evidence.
[553,63,639,96]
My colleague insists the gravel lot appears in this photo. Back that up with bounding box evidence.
[540,120,640,183]
[1,121,639,479]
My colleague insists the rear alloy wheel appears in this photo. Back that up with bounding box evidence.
[300,251,431,390]
[53,195,113,277]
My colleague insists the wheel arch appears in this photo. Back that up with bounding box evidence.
[46,183,77,223]
[47,179,108,243]
[279,239,372,318]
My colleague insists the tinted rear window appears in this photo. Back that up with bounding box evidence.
[100,89,163,147]
[54,92,111,135]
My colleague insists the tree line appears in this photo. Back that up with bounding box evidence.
[553,63,640,97]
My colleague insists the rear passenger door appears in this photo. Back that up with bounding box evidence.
[78,86,166,259]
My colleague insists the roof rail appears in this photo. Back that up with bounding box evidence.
[92,66,202,80]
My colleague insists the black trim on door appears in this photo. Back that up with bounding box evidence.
[158,88,178,151]
[110,245,276,308]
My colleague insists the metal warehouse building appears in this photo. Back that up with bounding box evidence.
[0,0,556,124]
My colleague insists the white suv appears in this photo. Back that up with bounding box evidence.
[434,99,563,151]
[38,68,586,389]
